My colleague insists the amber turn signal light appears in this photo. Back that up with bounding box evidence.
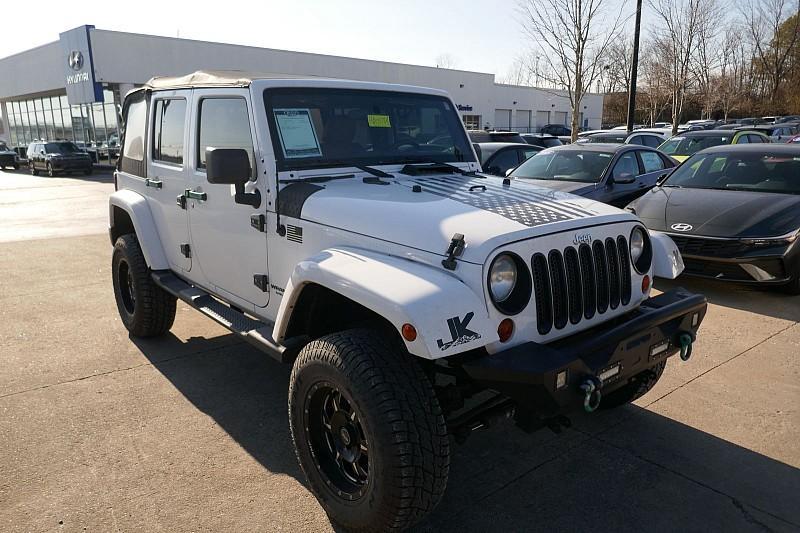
[498,319,514,343]
[642,275,651,293]
[401,323,417,342]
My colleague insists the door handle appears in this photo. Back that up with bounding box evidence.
[145,178,163,189]
[185,189,207,201]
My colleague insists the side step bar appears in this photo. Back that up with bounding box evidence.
[152,271,299,363]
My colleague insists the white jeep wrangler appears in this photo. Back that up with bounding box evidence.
[109,71,707,531]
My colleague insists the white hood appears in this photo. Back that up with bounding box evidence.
[284,172,634,264]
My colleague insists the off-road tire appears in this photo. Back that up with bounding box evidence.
[30,162,38,176]
[112,234,176,337]
[600,360,666,409]
[289,329,449,532]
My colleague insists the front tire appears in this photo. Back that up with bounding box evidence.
[600,361,666,409]
[289,329,449,532]
[47,163,55,177]
[30,162,38,176]
[112,234,176,337]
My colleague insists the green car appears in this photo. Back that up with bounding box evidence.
[658,130,770,162]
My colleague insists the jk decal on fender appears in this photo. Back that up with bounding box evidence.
[437,312,482,351]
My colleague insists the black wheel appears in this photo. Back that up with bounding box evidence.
[30,162,38,176]
[46,163,55,177]
[112,234,176,337]
[600,361,666,409]
[780,274,800,295]
[289,329,449,532]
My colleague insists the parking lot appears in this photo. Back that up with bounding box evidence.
[0,168,798,532]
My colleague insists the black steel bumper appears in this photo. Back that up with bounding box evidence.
[0,154,16,166]
[462,289,708,416]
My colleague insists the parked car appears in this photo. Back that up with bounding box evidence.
[0,141,20,170]
[520,133,562,149]
[788,134,800,144]
[715,123,742,130]
[743,124,798,142]
[628,144,800,294]
[776,115,800,124]
[626,130,670,148]
[473,142,541,176]
[467,130,526,144]
[580,131,629,144]
[658,130,770,162]
[26,141,93,176]
[539,123,571,136]
[737,117,763,126]
[507,143,676,207]
[577,129,608,138]
[108,71,706,531]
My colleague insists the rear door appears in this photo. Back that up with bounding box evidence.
[146,91,192,272]
[186,89,269,308]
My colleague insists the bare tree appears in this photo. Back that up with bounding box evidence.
[649,0,719,134]
[498,55,535,86]
[691,3,724,119]
[715,31,747,120]
[639,42,672,125]
[435,53,458,69]
[518,0,626,141]
[740,0,800,109]
[605,40,634,94]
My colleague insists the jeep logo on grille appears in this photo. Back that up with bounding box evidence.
[573,233,593,245]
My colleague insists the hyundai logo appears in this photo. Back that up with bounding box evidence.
[573,233,593,245]
[671,223,693,232]
[68,50,84,71]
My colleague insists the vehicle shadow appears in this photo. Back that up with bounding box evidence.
[656,276,800,322]
[132,332,800,532]
[1,166,114,183]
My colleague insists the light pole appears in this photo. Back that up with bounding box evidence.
[626,0,643,134]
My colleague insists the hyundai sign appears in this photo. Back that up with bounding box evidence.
[59,25,103,105]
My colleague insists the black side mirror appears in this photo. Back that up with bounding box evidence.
[206,148,251,185]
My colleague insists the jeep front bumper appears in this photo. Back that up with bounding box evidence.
[461,288,707,416]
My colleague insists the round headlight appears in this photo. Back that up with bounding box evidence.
[630,227,645,263]
[630,226,653,274]
[489,254,517,303]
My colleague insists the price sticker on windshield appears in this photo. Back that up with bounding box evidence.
[367,114,391,128]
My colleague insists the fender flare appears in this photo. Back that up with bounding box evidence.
[274,247,495,359]
[109,189,169,270]
[650,230,685,279]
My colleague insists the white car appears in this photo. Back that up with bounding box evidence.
[109,71,708,531]
[626,129,671,148]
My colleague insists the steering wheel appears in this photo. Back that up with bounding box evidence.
[392,140,420,151]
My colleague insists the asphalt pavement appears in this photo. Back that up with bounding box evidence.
[0,168,798,532]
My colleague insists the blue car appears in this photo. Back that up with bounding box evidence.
[507,143,677,208]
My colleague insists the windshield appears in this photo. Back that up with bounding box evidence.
[45,142,81,154]
[663,152,800,194]
[510,150,614,182]
[659,135,731,156]
[264,88,474,171]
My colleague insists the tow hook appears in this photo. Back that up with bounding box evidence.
[580,376,603,413]
[679,332,694,361]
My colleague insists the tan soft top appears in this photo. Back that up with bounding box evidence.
[144,70,312,90]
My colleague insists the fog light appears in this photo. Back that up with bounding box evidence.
[598,362,622,382]
[642,275,651,293]
[556,370,568,389]
[401,323,417,342]
[650,340,670,358]
[498,319,514,342]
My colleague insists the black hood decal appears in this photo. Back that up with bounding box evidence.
[411,175,598,227]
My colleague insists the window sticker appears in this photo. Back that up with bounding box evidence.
[367,114,391,128]
[273,108,322,158]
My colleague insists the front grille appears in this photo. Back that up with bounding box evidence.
[533,236,632,334]
[668,235,749,257]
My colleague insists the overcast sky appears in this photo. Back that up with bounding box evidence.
[2,0,639,78]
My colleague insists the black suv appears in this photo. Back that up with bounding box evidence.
[466,130,526,143]
[27,141,93,176]
[539,124,572,136]
[0,141,20,170]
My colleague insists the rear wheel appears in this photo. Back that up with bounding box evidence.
[12,163,19,170]
[289,329,449,532]
[46,163,55,177]
[112,234,176,337]
[600,361,666,409]
[30,162,38,175]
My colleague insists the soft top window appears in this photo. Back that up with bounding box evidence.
[264,88,474,171]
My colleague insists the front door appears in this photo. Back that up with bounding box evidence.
[186,89,269,308]
[146,92,192,272]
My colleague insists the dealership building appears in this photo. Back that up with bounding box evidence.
[0,25,604,163]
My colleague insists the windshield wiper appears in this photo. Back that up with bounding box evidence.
[355,165,393,178]
[279,174,356,184]
[398,159,472,176]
